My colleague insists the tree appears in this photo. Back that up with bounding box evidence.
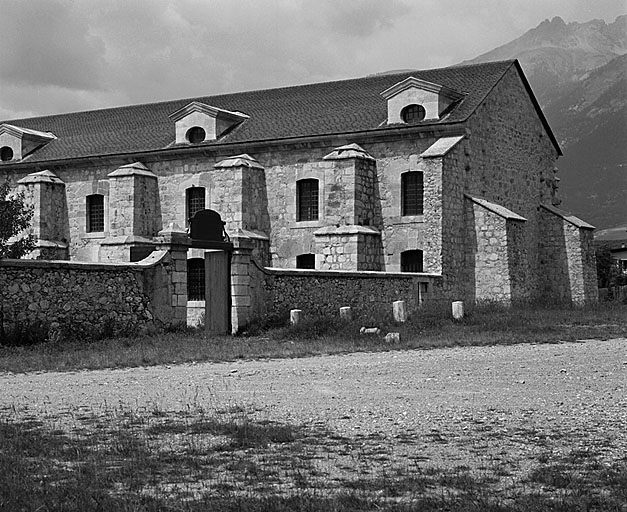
[0,179,35,259]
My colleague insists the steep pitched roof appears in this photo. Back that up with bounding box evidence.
[0,60,555,164]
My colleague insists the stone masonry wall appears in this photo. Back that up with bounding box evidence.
[468,203,511,301]
[0,249,184,341]
[259,267,441,321]
[442,66,561,301]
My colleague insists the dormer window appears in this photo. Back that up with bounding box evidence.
[401,104,426,124]
[380,77,464,125]
[0,124,56,162]
[186,127,206,144]
[169,101,249,145]
[0,147,13,161]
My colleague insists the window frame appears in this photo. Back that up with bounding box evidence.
[86,194,105,233]
[296,253,315,269]
[401,249,424,273]
[401,171,424,216]
[186,187,206,224]
[187,258,206,301]
[296,178,319,222]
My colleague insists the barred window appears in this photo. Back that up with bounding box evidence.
[187,258,205,301]
[86,194,104,232]
[296,253,315,269]
[401,250,423,273]
[186,187,206,223]
[297,179,319,221]
[401,172,424,216]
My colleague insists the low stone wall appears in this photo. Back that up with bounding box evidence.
[258,267,441,321]
[0,251,178,342]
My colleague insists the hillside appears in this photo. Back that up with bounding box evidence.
[463,15,627,228]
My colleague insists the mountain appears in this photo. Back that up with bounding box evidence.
[462,15,627,229]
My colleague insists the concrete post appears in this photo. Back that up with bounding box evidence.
[452,301,464,320]
[393,300,407,322]
[290,309,302,326]
[339,306,352,321]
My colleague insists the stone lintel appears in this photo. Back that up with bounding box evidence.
[214,154,264,169]
[466,195,527,222]
[323,143,375,161]
[108,162,157,178]
[17,170,64,185]
[314,225,380,236]
[541,204,595,230]
[420,135,465,158]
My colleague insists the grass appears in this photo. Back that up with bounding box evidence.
[1,401,625,511]
[1,301,626,374]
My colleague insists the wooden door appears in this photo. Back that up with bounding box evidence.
[204,251,230,334]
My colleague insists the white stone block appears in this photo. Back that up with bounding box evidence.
[384,332,400,343]
[452,301,464,320]
[393,300,407,322]
[290,309,302,326]
[339,306,352,321]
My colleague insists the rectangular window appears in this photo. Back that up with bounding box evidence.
[86,194,104,232]
[297,179,319,221]
[187,187,206,223]
[402,172,424,216]
[296,253,315,269]
[401,250,423,273]
[187,258,205,301]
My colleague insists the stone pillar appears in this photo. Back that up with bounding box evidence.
[213,154,269,230]
[154,223,191,328]
[315,144,383,270]
[17,170,69,260]
[230,236,253,334]
[101,162,160,261]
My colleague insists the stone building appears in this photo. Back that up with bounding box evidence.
[0,59,598,315]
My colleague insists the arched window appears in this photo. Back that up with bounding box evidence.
[187,258,205,301]
[186,187,206,223]
[401,250,423,273]
[86,194,105,232]
[296,253,315,269]
[401,104,426,124]
[401,171,424,216]
[297,179,319,221]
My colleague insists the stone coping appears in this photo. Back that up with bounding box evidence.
[262,266,441,280]
[314,225,381,236]
[0,250,168,271]
[541,204,595,230]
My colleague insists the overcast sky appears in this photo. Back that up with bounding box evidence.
[1,0,624,120]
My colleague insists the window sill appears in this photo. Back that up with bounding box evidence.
[81,232,107,240]
[393,215,425,225]
[291,221,322,229]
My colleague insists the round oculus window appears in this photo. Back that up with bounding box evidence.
[401,104,426,124]
[186,126,206,144]
[0,146,14,162]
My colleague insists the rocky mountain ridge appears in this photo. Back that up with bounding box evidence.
[464,15,627,229]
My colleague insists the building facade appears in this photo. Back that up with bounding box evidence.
[0,60,598,310]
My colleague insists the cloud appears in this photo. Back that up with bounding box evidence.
[0,0,106,90]
[0,0,624,120]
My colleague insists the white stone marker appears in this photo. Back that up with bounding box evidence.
[360,327,381,335]
[384,332,400,343]
[339,306,352,321]
[290,309,302,326]
[393,300,407,323]
[452,301,464,320]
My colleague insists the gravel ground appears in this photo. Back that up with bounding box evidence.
[1,338,626,443]
[2,338,627,502]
